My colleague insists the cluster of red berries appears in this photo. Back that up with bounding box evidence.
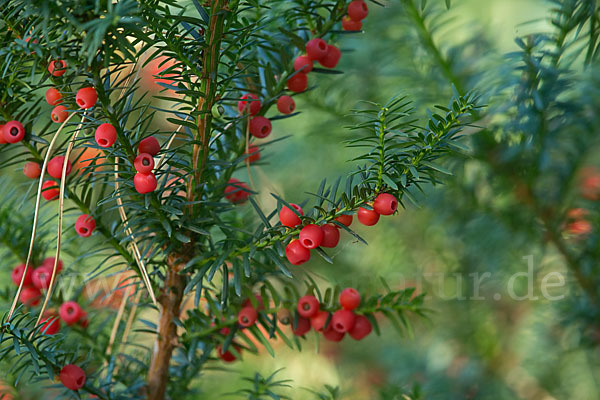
[10,258,89,334]
[342,0,369,31]
[48,86,97,123]
[283,193,398,265]
[288,38,341,93]
[47,58,98,123]
[238,94,272,139]
[565,208,592,236]
[294,288,372,342]
[37,155,72,200]
[562,167,600,237]
[220,288,372,362]
[134,136,161,194]
[11,257,62,307]
[59,364,86,391]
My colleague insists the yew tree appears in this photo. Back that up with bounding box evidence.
[0,0,478,399]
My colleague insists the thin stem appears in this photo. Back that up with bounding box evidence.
[187,0,229,211]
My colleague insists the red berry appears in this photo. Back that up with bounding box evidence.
[47,156,72,179]
[566,220,592,235]
[357,207,380,226]
[76,87,97,109]
[23,162,41,179]
[335,214,353,227]
[41,257,63,273]
[48,60,66,77]
[318,45,341,69]
[224,178,251,204]
[249,116,272,138]
[217,344,241,362]
[45,88,62,106]
[20,286,41,306]
[294,55,313,73]
[339,288,361,310]
[12,263,33,286]
[134,153,155,174]
[32,266,54,289]
[320,224,340,248]
[59,364,86,390]
[331,309,355,333]
[0,124,6,144]
[277,95,296,114]
[299,224,324,249]
[373,193,398,215]
[348,0,368,21]
[134,173,157,194]
[94,123,117,148]
[59,301,84,326]
[41,180,59,201]
[287,72,308,93]
[219,327,231,336]
[342,16,362,31]
[246,144,260,163]
[305,38,328,61]
[297,295,320,318]
[51,105,68,123]
[139,136,161,155]
[323,325,345,342]
[285,239,311,266]
[311,310,329,332]
[40,316,61,335]
[279,203,304,227]
[75,214,96,237]
[238,93,261,116]
[292,316,311,336]
[238,306,258,328]
[242,293,265,311]
[349,314,372,340]
[3,120,25,143]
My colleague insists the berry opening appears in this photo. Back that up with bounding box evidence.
[52,113,58,122]
[319,42,326,50]
[80,227,88,234]
[335,323,344,330]
[242,316,248,323]
[302,239,313,247]
[391,200,398,210]
[303,303,310,311]
[143,159,150,166]
[10,127,18,136]
[99,138,107,145]
[76,376,84,385]
[77,99,85,107]
[261,126,268,134]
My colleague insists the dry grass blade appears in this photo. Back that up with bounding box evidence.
[36,113,87,326]
[7,112,77,321]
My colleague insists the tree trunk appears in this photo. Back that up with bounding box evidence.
[146,255,186,400]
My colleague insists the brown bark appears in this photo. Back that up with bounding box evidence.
[146,255,186,400]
